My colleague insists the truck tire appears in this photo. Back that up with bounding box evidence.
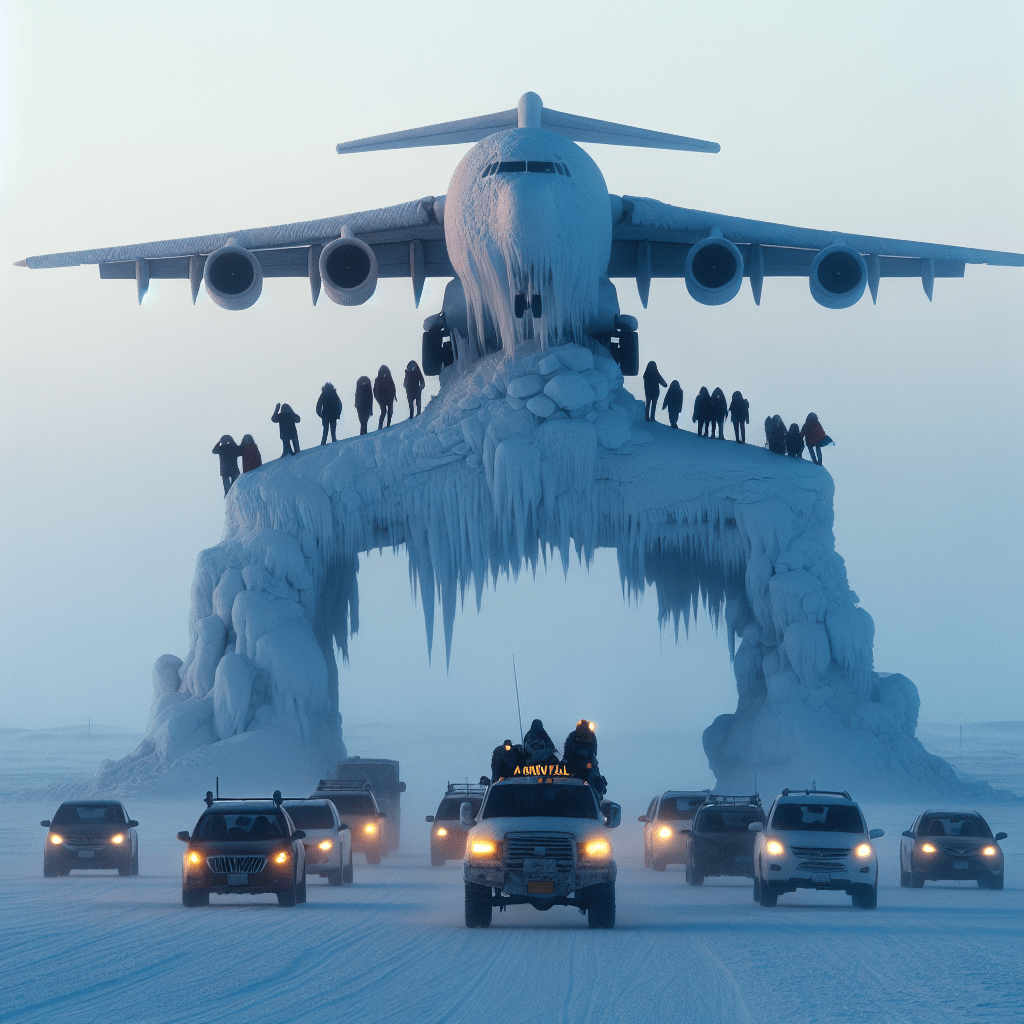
[327,868,344,886]
[852,881,877,909]
[586,881,616,929]
[431,851,446,867]
[686,856,704,886]
[182,888,209,907]
[758,878,778,907]
[296,870,307,904]
[465,883,493,928]
[343,853,354,884]
[277,874,298,907]
[752,874,760,902]
[652,857,667,872]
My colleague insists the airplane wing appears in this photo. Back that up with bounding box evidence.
[609,194,1024,306]
[15,196,451,305]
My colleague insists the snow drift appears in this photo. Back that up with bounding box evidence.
[102,338,965,796]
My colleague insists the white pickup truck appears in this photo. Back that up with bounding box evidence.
[461,776,621,928]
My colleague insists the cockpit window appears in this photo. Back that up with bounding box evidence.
[497,161,526,173]
[526,161,556,174]
[485,161,570,177]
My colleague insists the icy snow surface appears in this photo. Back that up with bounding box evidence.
[2,724,1022,1024]
[102,340,981,797]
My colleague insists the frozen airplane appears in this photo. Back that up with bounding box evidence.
[15,92,1024,375]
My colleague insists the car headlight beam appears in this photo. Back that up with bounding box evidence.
[582,838,612,859]
[187,850,201,865]
[470,839,497,857]
[658,826,673,839]
[435,827,448,837]
[318,840,333,851]
[981,846,997,857]
[921,843,936,854]
[111,833,125,845]
[274,850,289,864]
[765,840,785,857]
[363,823,378,835]
[49,834,63,845]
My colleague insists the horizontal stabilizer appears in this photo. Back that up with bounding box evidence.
[337,93,719,155]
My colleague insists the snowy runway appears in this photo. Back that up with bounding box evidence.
[2,795,1021,1024]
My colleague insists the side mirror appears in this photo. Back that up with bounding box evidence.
[399,782,407,793]
[459,802,475,828]
[748,821,763,832]
[869,829,884,839]
[902,830,914,838]
[127,820,139,828]
[637,815,647,823]
[40,820,51,828]
[176,831,190,842]
[995,832,1007,841]
[601,802,621,829]
[378,812,387,819]
[338,822,349,832]
[292,830,306,840]
[425,815,434,823]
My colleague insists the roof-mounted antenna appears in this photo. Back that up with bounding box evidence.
[512,654,524,745]
[336,93,720,156]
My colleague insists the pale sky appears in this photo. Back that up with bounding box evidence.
[1,1,1022,742]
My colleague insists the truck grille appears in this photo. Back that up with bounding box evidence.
[791,846,851,859]
[504,833,575,870]
[207,855,267,875]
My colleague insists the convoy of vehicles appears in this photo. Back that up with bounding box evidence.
[900,810,1006,889]
[41,801,139,877]
[461,777,622,928]
[639,790,709,870]
[752,789,884,909]
[176,792,308,907]
[282,798,353,886]
[686,795,765,885]
[326,758,406,855]
[426,782,487,866]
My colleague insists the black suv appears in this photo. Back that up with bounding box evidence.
[426,782,487,866]
[686,795,765,885]
[177,791,307,907]
[41,801,139,877]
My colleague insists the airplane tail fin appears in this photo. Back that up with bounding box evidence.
[336,92,719,155]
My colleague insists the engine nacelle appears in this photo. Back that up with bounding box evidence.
[809,244,868,309]
[203,244,263,311]
[684,235,744,305]
[319,235,378,306]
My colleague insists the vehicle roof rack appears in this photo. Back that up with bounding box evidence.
[705,794,762,807]
[780,788,851,800]
[314,780,374,792]
[446,781,489,795]
[204,789,285,808]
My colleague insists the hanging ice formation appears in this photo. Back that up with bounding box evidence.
[99,119,964,795]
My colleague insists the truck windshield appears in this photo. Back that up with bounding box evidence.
[482,785,599,820]
[771,803,865,833]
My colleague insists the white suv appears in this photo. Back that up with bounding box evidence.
[752,789,883,909]
[283,799,353,887]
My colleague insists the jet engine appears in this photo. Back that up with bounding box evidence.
[203,244,263,310]
[809,244,868,309]
[684,234,744,305]
[319,234,378,306]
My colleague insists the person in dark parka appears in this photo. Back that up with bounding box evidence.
[729,391,749,443]
[561,720,607,797]
[800,412,829,465]
[404,360,426,419]
[373,365,396,430]
[785,423,805,458]
[491,739,527,782]
[662,380,684,428]
[767,414,787,455]
[642,361,668,422]
[709,387,728,438]
[354,376,374,435]
[212,435,242,495]
[693,387,712,436]
[315,382,343,445]
[240,434,262,473]
[523,719,558,765]
[272,403,301,457]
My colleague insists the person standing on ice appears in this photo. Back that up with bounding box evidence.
[785,423,805,458]
[272,403,301,457]
[642,361,668,422]
[800,412,830,465]
[662,380,684,428]
[729,390,749,443]
[693,387,712,436]
[212,435,242,495]
[404,360,426,419]
[710,387,728,438]
[315,382,342,445]
[767,415,787,454]
[373,365,396,430]
[240,434,262,472]
[354,376,374,435]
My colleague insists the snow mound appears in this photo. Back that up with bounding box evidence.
[102,341,973,796]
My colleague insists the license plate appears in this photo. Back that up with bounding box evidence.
[527,880,554,894]
[954,861,969,871]
[811,872,831,884]
[227,873,248,885]
[78,850,95,858]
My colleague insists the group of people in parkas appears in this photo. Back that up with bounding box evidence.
[212,360,427,494]
[490,718,607,798]
[642,360,831,462]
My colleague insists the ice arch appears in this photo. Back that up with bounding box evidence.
[100,343,961,795]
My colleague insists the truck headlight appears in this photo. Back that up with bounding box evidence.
[854,843,873,858]
[921,843,936,854]
[765,840,785,857]
[468,839,501,863]
[981,846,997,857]
[318,840,333,851]
[111,834,125,845]
[436,827,448,837]
[187,850,201,865]
[363,823,378,835]
[658,826,673,840]
[49,834,63,845]
[581,838,612,860]
[274,851,289,864]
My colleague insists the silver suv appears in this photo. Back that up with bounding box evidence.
[752,789,883,909]
[283,799,353,887]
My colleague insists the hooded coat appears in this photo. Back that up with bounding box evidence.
[403,361,425,400]
[212,435,242,476]
[642,361,668,399]
[272,404,300,439]
[729,391,749,424]
[523,719,558,765]
[801,413,827,447]
[768,415,787,454]
[373,366,397,406]
[354,377,374,421]
[710,387,728,422]
[240,434,262,472]
[693,387,711,429]
[786,423,805,457]
[491,740,527,782]
[316,383,342,422]
[662,381,684,420]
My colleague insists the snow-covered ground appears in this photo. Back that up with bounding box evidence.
[1,725,1021,1023]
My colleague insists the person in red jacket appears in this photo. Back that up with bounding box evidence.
[800,412,828,465]
[240,434,262,473]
